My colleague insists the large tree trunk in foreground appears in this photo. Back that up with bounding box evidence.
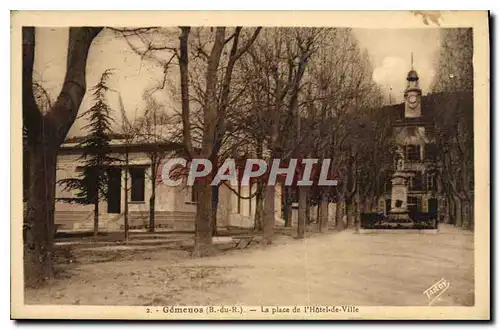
[24,142,57,287]
[191,27,226,256]
[192,179,214,257]
[297,186,308,239]
[23,27,102,287]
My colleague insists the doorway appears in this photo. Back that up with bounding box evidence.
[107,168,121,214]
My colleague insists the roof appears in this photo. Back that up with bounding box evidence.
[59,138,186,156]
[407,70,419,81]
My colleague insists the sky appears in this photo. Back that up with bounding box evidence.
[33,27,442,137]
[353,28,441,104]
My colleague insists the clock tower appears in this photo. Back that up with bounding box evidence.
[404,54,422,118]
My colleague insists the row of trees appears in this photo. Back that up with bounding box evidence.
[113,27,394,254]
[22,26,394,285]
[429,28,474,229]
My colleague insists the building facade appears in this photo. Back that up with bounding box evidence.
[378,67,441,220]
[54,138,284,232]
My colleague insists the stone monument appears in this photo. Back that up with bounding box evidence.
[388,146,411,223]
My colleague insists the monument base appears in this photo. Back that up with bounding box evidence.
[386,209,412,225]
[388,211,411,221]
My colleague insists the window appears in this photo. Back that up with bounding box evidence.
[130,167,145,202]
[406,145,421,162]
[409,171,424,191]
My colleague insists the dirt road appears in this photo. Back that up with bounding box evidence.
[25,225,474,306]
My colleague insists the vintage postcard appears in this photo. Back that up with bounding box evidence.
[11,11,490,320]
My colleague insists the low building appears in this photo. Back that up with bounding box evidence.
[54,136,284,232]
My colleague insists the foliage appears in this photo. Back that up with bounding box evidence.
[57,70,119,205]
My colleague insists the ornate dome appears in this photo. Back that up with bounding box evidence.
[407,70,419,81]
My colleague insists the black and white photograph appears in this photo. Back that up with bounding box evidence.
[11,10,490,320]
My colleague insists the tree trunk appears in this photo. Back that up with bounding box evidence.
[22,27,102,287]
[192,179,214,257]
[345,196,355,229]
[179,27,193,155]
[191,27,225,256]
[441,197,449,224]
[316,201,320,224]
[148,177,156,233]
[262,184,275,244]
[211,185,219,236]
[297,186,308,239]
[124,152,129,241]
[148,159,156,233]
[286,203,293,228]
[318,193,328,232]
[454,196,463,228]
[468,196,474,230]
[305,199,312,225]
[448,196,456,225]
[254,142,265,231]
[23,143,57,287]
[93,199,99,237]
[254,182,264,231]
[283,186,290,227]
[335,198,345,230]
[461,198,471,229]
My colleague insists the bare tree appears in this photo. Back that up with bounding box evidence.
[430,28,474,229]
[178,27,262,255]
[134,93,175,232]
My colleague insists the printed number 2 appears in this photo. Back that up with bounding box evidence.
[146,308,151,313]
